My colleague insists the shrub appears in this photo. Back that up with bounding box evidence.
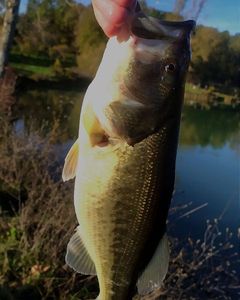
[0,116,239,299]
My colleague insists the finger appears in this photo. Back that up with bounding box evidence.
[93,7,123,37]
[93,0,129,25]
[113,0,136,10]
[92,0,130,37]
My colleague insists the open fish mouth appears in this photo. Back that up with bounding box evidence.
[90,14,196,148]
[131,12,196,41]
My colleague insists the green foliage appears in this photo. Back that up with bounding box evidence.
[180,106,240,148]
[14,0,82,61]
[191,26,221,62]
[0,223,29,284]
[74,6,107,77]
[75,6,105,47]
[190,27,240,87]
[51,57,65,76]
[6,0,240,88]
[11,62,53,77]
[230,34,240,52]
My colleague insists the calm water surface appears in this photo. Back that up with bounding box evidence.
[15,87,240,245]
[173,107,239,243]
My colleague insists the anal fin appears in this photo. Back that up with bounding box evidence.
[65,226,96,275]
[137,234,169,295]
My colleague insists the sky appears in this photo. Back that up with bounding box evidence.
[19,0,240,35]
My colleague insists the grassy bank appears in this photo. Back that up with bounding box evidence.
[9,53,240,110]
[185,83,240,109]
[0,115,239,299]
[9,53,77,80]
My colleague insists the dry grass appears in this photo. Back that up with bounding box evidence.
[140,220,240,300]
[0,116,239,300]
[0,116,98,299]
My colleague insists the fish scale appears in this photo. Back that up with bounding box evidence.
[73,128,172,299]
[63,11,195,300]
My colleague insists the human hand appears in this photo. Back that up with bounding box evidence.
[92,0,139,38]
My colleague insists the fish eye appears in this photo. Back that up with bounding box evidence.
[165,64,176,72]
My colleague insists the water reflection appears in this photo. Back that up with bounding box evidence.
[173,107,240,243]
[15,89,84,142]
[16,90,240,151]
[180,107,240,151]
[14,88,240,241]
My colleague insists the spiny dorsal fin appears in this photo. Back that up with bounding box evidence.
[137,234,169,295]
[65,226,96,275]
[62,139,79,182]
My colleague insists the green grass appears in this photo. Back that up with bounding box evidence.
[9,52,76,79]
[7,52,239,107]
[10,62,54,76]
[185,83,209,95]
[185,83,239,107]
[185,83,236,99]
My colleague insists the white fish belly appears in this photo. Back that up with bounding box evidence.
[74,132,167,299]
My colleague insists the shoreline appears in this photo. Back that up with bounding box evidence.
[16,75,240,111]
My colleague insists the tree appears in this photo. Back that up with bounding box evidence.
[0,0,20,77]
[75,5,107,77]
[190,26,240,88]
[16,0,81,63]
[191,26,221,62]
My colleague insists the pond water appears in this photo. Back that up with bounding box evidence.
[172,107,239,244]
[14,86,240,247]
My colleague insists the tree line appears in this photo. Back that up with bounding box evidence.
[0,0,239,89]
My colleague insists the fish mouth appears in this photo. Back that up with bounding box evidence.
[131,12,196,41]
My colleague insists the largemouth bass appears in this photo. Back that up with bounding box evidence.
[63,12,195,300]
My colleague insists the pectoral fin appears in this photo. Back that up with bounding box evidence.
[65,226,96,275]
[137,234,169,295]
[82,104,109,147]
[62,140,79,182]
